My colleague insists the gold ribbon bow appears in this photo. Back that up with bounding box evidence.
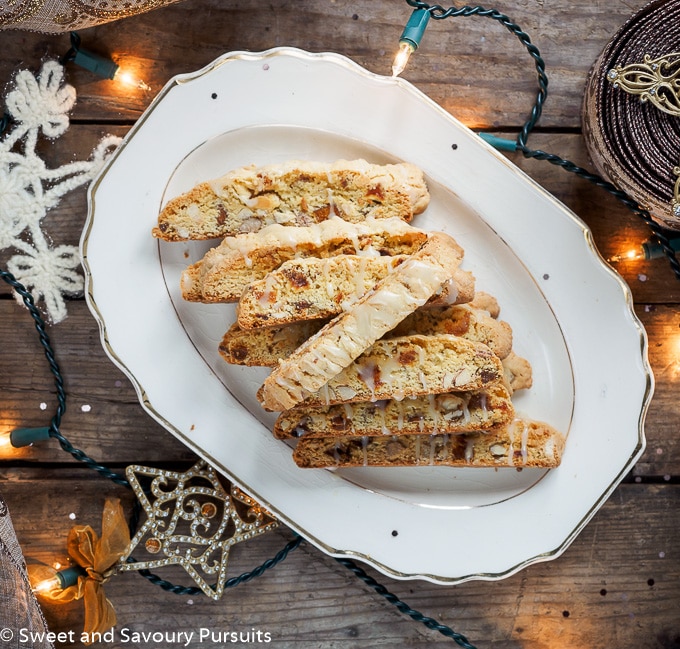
[39,498,130,641]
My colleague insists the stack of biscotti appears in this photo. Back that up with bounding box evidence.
[155,158,566,470]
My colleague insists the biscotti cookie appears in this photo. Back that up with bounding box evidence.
[273,384,514,439]
[236,255,475,329]
[468,291,501,319]
[237,254,407,328]
[153,159,430,241]
[259,232,465,411]
[502,351,533,393]
[266,333,503,410]
[220,302,511,367]
[292,418,565,468]
[218,320,325,366]
[390,304,512,359]
[180,217,433,302]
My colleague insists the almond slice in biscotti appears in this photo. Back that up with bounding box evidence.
[277,334,504,409]
[258,231,466,411]
[291,417,566,469]
[273,384,514,439]
[180,217,432,302]
[236,255,475,329]
[153,159,431,241]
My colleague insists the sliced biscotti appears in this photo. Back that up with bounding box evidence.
[267,334,503,410]
[180,217,433,302]
[153,159,430,241]
[237,254,408,328]
[390,304,512,359]
[220,303,511,367]
[273,384,514,439]
[218,320,325,366]
[502,351,533,394]
[291,417,566,468]
[236,255,475,329]
[259,232,465,411]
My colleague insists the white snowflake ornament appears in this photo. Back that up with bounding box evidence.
[0,59,121,323]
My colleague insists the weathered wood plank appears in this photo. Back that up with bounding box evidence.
[2,469,677,649]
[501,133,680,304]
[0,299,196,464]
[0,0,651,129]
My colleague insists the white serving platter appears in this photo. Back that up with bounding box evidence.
[81,47,652,583]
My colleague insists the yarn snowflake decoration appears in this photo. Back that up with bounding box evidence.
[0,60,120,323]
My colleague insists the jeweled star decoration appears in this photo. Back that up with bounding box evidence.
[118,460,278,599]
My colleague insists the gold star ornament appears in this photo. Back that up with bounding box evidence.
[118,460,278,599]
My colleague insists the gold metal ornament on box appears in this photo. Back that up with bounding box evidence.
[118,460,279,600]
[607,53,680,117]
[582,0,680,229]
[607,54,680,220]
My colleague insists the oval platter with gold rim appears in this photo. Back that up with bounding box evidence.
[81,48,651,583]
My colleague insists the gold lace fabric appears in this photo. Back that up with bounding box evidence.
[0,0,184,33]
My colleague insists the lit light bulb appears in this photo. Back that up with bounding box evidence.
[0,426,50,455]
[392,41,415,77]
[114,68,152,92]
[608,236,680,263]
[391,9,430,77]
[0,430,13,452]
[608,247,645,263]
[33,573,63,595]
[65,33,150,92]
[28,564,83,596]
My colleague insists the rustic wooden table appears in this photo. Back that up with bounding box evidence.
[1,1,678,647]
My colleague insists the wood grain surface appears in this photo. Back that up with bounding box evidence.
[1,1,678,648]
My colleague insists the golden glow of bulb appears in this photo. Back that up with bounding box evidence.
[0,430,13,451]
[28,564,62,595]
[114,69,151,92]
[608,247,644,263]
[32,575,62,595]
[392,41,414,77]
[28,563,82,599]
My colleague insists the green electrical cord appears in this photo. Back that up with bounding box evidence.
[6,4,669,644]
[1,266,476,646]
[0,267,301,591]
[404,0,680,280]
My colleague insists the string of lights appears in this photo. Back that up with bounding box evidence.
[394,1,680,281]
[0,263,477,645]
[1,3,676,643]
[0,266,297,586]
[60,31,151,91]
